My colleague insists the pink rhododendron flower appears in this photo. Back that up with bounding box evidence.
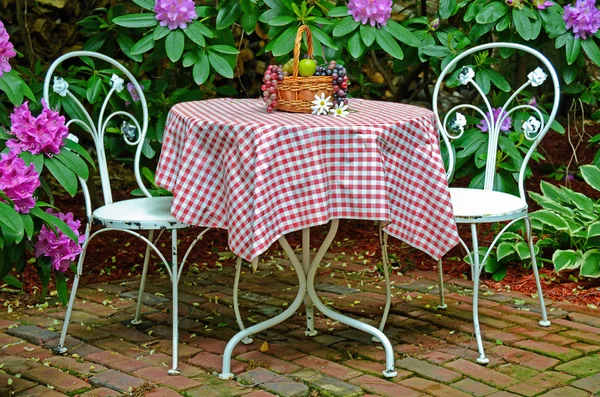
[0,21,16,77]
[348,0,393,27]
[477,107,512,133]
[7,100,69,156]
[35,210,85,273]
[127,82,144,102]
[563,0,600,39]
[534,0,554,9]
[154,0,198,30]
[0,151,40,213]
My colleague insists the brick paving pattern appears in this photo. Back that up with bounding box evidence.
[0,251,599,396]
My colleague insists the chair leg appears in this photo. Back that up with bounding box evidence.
[55,222,91,355]
[168,229,180,376]
[132,229,154,325]
[437,258,448,310]
[525,217,551,327]
[233,257,253,344]
[470,224,489,365]
[302,229,317,337]
[374,229,391,343]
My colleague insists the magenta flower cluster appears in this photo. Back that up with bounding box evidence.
[154,0,198,30]
[534,0,554,9]
[563,0,600,40]
[477,108,512,133]
[348,0,393,27]
[7,101,69,156]
[35,210,85,273]
[127,82,144,103]
[0,21,16,77]
[0,151,40,213]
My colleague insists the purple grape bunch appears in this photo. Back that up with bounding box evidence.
[261,64,284,113]
[315,60,349,106]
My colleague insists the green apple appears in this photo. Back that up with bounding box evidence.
[298,58,317,77]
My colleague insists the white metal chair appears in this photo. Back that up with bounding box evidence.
[377,43,560,364]
[43,51,209,375]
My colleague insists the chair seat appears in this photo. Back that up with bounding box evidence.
[450,188,528,223]
[93,196,188,230]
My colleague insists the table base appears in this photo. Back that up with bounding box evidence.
[219,219,397,380]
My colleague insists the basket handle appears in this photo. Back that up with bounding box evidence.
[292,24,313,78]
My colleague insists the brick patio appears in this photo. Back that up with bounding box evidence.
[1,250,599,396]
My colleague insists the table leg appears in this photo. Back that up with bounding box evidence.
[302,228,317,336]
[285,220,397,378]
[219,247,308,380]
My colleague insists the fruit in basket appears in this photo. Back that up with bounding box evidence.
[316,60,349,106]
[262,64,284,112]
[298,58,317,77]
[282,59,294,76]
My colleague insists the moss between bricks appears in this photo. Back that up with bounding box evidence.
[66,387,91,396]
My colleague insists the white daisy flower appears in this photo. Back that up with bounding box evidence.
[330,102,349,117]
[311,93,333,115]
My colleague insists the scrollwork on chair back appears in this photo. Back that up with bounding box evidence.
[432,43,560,200]
[43,51,151,205]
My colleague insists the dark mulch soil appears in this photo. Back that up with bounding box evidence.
[6,120,600,307]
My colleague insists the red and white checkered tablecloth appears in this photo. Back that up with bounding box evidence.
[156,98,459,261]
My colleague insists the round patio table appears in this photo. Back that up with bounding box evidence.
[155,98,459,379]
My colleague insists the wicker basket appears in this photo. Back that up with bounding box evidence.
[276,25,333,113]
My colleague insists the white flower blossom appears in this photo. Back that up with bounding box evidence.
[52,77,69,97]
[330,102,349,117]
[458,67,475,85]
[110,74,124,92]
[311,93,333,116]
[522,116,541,137]
[527,67,547,87]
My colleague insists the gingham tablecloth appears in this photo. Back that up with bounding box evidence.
[156,98,459,262]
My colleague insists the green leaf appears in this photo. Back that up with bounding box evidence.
[580,250,600,278]
[487,69,510,92]
[476,2,508,24]
[333,16,360,37]
[383,20,420,47]
[328,6,350,17]
[587,222,600,239]
[216,0,242,30]
[19,151,44,174]
[347,30,366,59]
[3,274,22,289]
[310,25,338,50]
[153,25,170,41]
[492,266,508,281]
[530,210,569,231]
[44,157,78,197]
[563,188,595,213]
[375,29,404,60]
[210,45,240,55]
[184,22,207,47]
[117,34,143,62]
[513,9,532,40]
[165,30,185,63]
[360,24,376,47]
[271,25,297,56]
[208,51,234,78]
[0,202,24,243]
[240,6,259,33]
[581,165,600,191]
[113,13,158,28]
[498,135,522,160]
[439,0,457,19]
[83,32,107,52]
[421,45,452,57]
[131,34,156,55]
[565,34,581,65]
[132,0,155,10]
[55,271,69,306]
[86,75,102,105]
[193,54,210,85]
[0,71,24,106]
[55,147,89,180]
[64,140,95,170]
[30,207,78,242]
[516,241,535,260]
[582,39,600,67]
[21,213,33,240]
[540,180,566,202]
[497,241,516,261]
[553,249,582,272]
[270,15,297,26]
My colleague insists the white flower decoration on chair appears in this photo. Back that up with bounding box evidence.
[311,93,333,116]
[121,121,137,141]
[449,112,467,134]
[330,102,349,117]
[458,67,475,85]
[52,77,69,97]
[522,116,541,137]
[110,74,125,92]
[527,67,547,87]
